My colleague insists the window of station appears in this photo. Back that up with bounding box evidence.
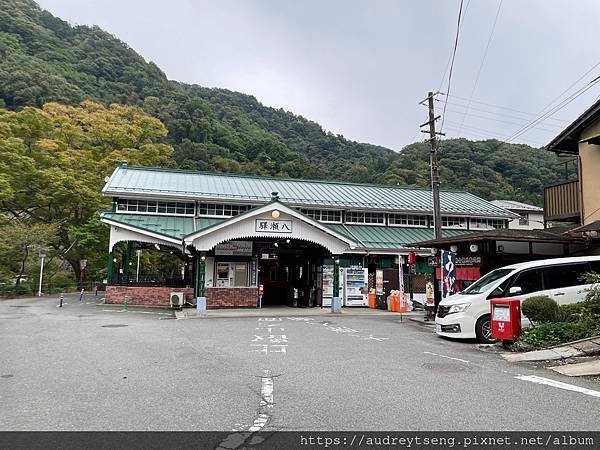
[298,209,342,223]
[471,218,506,229]
[345,211,385,225]
[441,216,467,228]
[116,199,195,215]
[215,262,249,287]
[198,203,252,217]
[388,214,428,227]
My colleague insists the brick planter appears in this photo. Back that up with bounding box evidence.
[105,286,194,306]
[206,287,259,309]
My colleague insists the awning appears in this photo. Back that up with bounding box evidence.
[325,224,471,249]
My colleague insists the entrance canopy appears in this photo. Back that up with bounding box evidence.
[101,200,359,255]
[184,200,357,254]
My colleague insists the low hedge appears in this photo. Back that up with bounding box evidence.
[559,302,600,322]
[520,318,600,347]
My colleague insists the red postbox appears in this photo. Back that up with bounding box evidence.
[490,298,521,342]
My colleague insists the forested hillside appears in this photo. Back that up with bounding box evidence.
[0,0,571,205]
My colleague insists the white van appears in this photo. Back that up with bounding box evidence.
[435,255,600,343]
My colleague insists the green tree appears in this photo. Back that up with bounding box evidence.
[0,100,174,283]
[0,220,58,289]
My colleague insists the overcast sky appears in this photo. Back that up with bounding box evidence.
[36,0,600,151]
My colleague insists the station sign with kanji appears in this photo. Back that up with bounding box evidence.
[255,219,293,233]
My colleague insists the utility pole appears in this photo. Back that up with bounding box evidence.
[420,91,444,240]
[420,92,446,316]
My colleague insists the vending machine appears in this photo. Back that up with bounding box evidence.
[344,267,368,306]
[322,264,334,306]
[322,265,345,306]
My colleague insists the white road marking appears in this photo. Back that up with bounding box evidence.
[423,351,470,364]
[515,375,600,398]
[247,375,274,432]
[248,413,269,432]
[260,377,274,408]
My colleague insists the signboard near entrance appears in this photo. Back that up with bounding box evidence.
[255,219,292,233]
[215,240,253,256]
[441,251,457,299]
[429,255,481,266]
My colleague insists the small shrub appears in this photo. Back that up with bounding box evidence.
[581,271,600,303]
[521,295,559,324]
[521,319,600,347]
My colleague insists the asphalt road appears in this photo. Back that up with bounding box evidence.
[1,295,599,431]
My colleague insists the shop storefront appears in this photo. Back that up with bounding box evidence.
[100,164,517,308]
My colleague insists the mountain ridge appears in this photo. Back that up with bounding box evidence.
[0,0,573,205]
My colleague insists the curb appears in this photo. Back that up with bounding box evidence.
[408,316,435,327]
[172,308,423,320]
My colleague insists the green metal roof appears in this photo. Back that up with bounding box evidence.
[101,212,470,250]
[101,213,223,240]
[102,165,516,218]
[325,224,472,249]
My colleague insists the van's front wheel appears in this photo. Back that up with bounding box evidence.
[475,315,496,344]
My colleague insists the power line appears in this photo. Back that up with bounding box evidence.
[437,99,564,132]
[440,0,466,134]
[444,127,545,148]
[443,107,561,132]
[437,0,472,92]
[457,0,503,135]
[440,98,567,126]
[505,75,600,142]
[445,93,571,124]
[444,122,545,147]
[446,119,531,139]
[502,60,600,142]
[528,60,600,121]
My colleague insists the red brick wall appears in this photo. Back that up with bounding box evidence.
[206,287,259,309]
[105,286,194,306]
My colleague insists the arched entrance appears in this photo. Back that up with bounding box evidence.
[184,199,358,309]
[202,237,330,308]
[254,238,328,307]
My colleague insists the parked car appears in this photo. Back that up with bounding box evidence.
[435,255,600,343]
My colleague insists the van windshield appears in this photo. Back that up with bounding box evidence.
[460,268,513,295]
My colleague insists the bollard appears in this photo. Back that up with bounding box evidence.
[196,296,207,317]
[79,288,84,302]
[59,293,64,308]
[331,296,342,314]
[123,295,128,311]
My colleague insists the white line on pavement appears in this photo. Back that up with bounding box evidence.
[248,374,274,432]
[515,375,600,399]
[423,351,470,364]
[248,413,269,432]
[260,376,274,409]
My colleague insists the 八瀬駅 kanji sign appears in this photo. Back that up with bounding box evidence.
[255,219,292,233]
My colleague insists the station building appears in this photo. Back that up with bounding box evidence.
[100,164,516,308]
